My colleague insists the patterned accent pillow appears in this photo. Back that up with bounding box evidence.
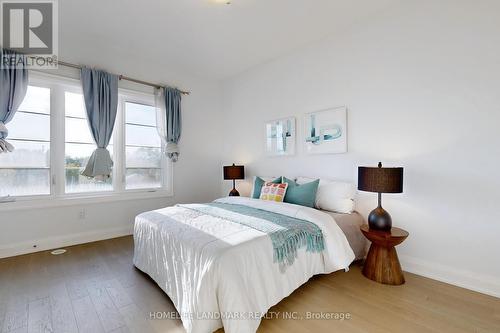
[259,182,289,202]
[251,176,282,198]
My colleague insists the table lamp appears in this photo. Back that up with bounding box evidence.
[223,163,245,196]
[358,162,404,231]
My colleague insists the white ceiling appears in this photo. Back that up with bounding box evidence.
[60,0,396,80]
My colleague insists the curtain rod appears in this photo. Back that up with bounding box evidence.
[57,60,190,95]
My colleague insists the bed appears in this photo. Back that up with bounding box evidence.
[133,196,363,333]
[325,210,367,260]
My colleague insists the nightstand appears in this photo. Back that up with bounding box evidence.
[360,224,409,285]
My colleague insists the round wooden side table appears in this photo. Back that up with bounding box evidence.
[360,224,409,285]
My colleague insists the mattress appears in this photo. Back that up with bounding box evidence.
[324,211,367,260]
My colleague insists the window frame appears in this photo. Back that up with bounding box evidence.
[0,71,173,210]
[0,85,52,197]
[122,97,165,191]
[118,89,172,193]
[0,75,58,201]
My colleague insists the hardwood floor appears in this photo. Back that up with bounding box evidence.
[0,236,498,333]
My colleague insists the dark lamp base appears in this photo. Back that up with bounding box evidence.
[228,188,240,196]
[368,206,392,231]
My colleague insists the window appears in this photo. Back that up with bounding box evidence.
[125,102,162,190]
[65,91,113,193]
[0,86,51,197]
[0,72,170,202]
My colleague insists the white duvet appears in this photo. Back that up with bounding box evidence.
[133,197,355,333]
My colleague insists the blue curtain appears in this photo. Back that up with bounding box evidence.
[156,87,182,162]
[80,67,118,178]
[0,49,29,153]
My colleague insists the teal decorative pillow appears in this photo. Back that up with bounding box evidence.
[282,177,320,208]
[252,176,282,198]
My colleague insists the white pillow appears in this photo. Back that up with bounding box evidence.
[296,177,355,214]
[260,176,280,182]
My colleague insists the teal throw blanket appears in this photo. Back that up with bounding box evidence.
[178,202,325,266]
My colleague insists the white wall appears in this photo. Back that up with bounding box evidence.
[0,42,223,257]
[221,0,500,297]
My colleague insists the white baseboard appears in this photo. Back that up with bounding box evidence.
[400,255,500,299]
[0,226,133,259]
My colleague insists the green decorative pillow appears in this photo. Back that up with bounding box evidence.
[252,176,282,198]
[282,177,320,208]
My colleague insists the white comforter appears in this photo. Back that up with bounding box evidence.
[133,197,355,333]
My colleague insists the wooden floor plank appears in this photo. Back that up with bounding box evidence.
[86,280,127,332]
[108,327,131,333]
[5,327,28,333]
[0,236,498,333]
[0,259,13,333]
[118,304,155,333]
[102,279,134,309]
[0,303,6,333]
[49,283,78,333]
[323,272,491,332]
[65,280,89,301]
[71,295,105,333]
[1,295,28,333]
[27,297,52,333]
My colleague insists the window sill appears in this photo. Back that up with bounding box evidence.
[0,188,174,212]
